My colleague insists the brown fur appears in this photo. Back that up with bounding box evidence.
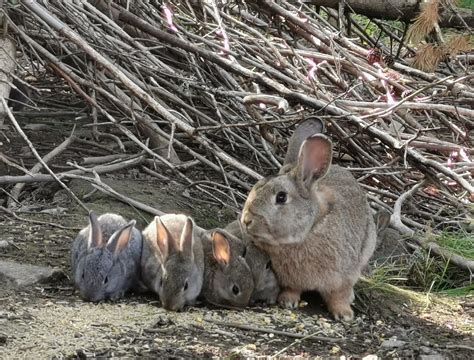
[199,228,254,307]
[284,117,325,166]
[224,220,280,304]
[241,135,376,320]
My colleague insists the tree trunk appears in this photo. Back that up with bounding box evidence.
[304,0,473,28]
[0,36,16,127]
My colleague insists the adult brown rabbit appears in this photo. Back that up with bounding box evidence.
[241,134,376,321]
[216,117,324,305]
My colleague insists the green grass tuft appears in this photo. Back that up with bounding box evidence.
[459,0,474,10]
[439,283,474,296]
[433,232,474,259]
[366,230,472,296]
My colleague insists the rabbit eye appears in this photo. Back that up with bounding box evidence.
[275,191,287,204]
[232,284,240,296]
[242,246,247,258]
[183,280,189,291]
[159,278,163,288]
[81,272,85,279]
[266,261,272,270]
[103,276,109,285]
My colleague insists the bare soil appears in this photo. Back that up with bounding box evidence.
[1,124,473,359]
[0,176,472,359]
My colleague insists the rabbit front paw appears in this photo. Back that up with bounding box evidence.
[331,305,354,322]
[322,283,355,321]
[277,288,301,309]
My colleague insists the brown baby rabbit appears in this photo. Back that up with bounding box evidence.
[141,214,204,311]
[198,227,255,307]
[225,220,280,305]
[241,134,377,321]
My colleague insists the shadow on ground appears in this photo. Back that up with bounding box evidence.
[1,178,472,359]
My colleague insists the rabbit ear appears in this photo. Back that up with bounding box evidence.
[107,220,136,256]
[284,117,326,166]
[306,116,325,133]
[211,231,231,268]
[296,134,332,193]
[87,211,103,249]
[155,216,171,259]
[374,210,391,233]
[180,217,194,259]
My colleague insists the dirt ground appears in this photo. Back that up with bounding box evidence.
[0,175,473,359]
[0,121,473,359]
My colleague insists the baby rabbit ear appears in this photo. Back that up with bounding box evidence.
[211,231,231,268]
[180,217,194,259]
[374,210,391,233]
[155,217,172,259]
[107,220,136,256]
[296,134,332,192]
[87,211,103,250]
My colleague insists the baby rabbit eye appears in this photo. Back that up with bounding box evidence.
[159,278,163,288]
[81,272,85,279]
[103,276,109,285]
[183,280,189,291]
[265,260,272,270]
[242,246,247,258]
[232,284,240,296]
[275,191,287,204]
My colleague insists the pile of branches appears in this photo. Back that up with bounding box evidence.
[1,0,473,236]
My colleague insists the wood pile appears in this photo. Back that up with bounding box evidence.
[0,0,472,237]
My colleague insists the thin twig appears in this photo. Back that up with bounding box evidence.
[1,97,88,213]
[203,319,342,343]
[0,206,81,230]
[8,131,76,208]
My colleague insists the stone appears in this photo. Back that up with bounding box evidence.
[381,337,406,349]
[418,355,445,360]
[419,346,439,355]
[0,260,64,287]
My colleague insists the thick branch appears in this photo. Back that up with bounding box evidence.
[303,0,473,28]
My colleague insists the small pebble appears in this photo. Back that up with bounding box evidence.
[381,337,406,349]
[418,355,445,360]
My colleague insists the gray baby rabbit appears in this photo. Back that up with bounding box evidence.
[141,214,204,311]
[198,227,255,307]
[225,220,280,305]
[372,210,409,261]
[241,134,377,321]
[71,211,142,302]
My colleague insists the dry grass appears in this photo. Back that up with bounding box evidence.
[411,43,444,71]
[408,0,440,44]
[443,35,473,57]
